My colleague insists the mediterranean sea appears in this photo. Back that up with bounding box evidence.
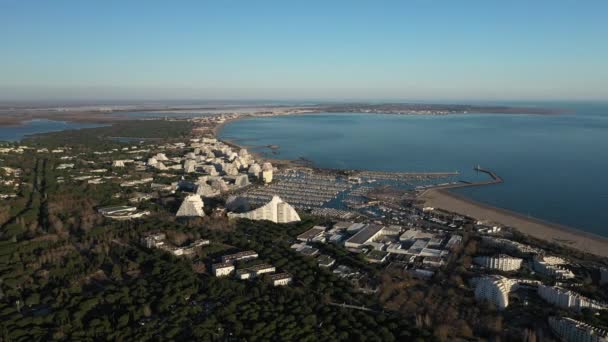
[219,102,608,236]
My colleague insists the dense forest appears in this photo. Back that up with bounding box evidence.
[0,124,429,341]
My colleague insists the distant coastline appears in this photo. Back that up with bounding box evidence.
[0,102,566,127]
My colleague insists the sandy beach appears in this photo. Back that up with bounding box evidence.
[421,188,608,257]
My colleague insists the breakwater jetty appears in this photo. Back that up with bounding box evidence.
[420,166,502,193]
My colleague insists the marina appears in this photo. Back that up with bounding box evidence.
[233,168,461,216]
[236,169,353,210]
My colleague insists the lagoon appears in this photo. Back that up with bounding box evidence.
[0,119,105,142]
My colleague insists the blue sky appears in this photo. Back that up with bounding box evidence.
[1,0,607,101]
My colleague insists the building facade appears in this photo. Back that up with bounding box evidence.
[538,285,606,311]
[548,316,608,342]
[221,250,259,264]
[473,276,517,310]
[176,194,206,217]
[212,263,235,277]
[533,256,575,279]
[473,254,523,271]
[228,196,300,223]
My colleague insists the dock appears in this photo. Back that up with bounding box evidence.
[419,166,503,193]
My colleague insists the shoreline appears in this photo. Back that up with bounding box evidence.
[421,188,608,257]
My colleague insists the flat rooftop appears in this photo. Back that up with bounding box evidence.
[346,224,384,245]
[297,226,326,240]
[270,273,292,280]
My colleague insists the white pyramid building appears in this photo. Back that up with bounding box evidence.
[223,164,239,176]
[176,194,205,217]
[228,196,300,223]
[196,183,220,197]
[202,165,218,176]
[209,178,229,192]
[155,153,169,161]
[234,174,250,187]
[184,159,197,173]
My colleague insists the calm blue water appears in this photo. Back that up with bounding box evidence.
[220,103,608,236]
[0,119,105,141]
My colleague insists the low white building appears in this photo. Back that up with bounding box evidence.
[235,269,252,280]
[170,239,210,257]
[212,263,235,277]
[270,273,292,286]
[399,229,433,241]
[548,316,608,342]
[142,233,166,249]
[317,255,335,268]
[98,206,149,220]
[221,250,258,264]
[474,254,523,271]
[344,224,385,248]
[297,226,326,242]
[56,163,74,170]
[246,264,276,276]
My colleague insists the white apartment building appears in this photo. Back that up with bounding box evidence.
[221,250,258,264]
[474,276,517,310]
[270,273,292,286]
[247,264,276,276]
[538,285,606,311]
[473,254,523,271]
[548,316,608,342]
[533,256,575,279]
[212,263,235,277]
[228,196,300,223]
